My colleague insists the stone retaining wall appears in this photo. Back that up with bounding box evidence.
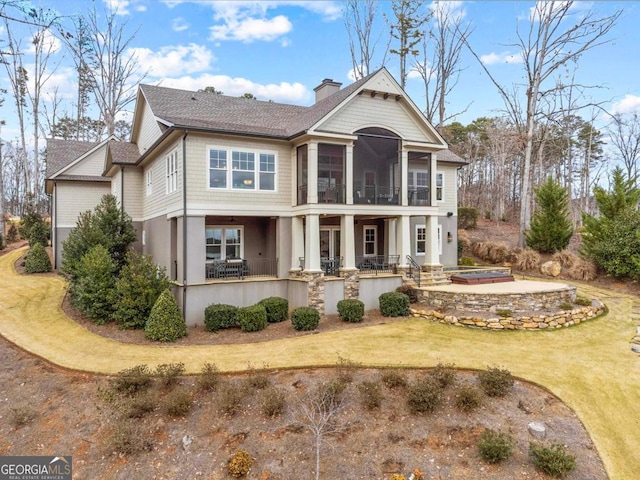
[420,285,576,312]
[410,300,605,330]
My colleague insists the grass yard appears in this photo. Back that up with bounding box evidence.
[0,247,639,478]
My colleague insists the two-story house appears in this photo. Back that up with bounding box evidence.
[46,68,465,325]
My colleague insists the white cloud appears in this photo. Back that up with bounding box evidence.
[25,29,61,55]
[130,43,215,78]
[480,51,523,65]
[102,0,147,15]
[611,95,640,115]
[156,74,311,104]
[209,14,292,43]
[172,17,190,32]
[527,1,590,22]
[429,0,466,26]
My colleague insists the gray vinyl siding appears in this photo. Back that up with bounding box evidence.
[56,181,111,227]
[136,100,163,153]
[141,139,183,219]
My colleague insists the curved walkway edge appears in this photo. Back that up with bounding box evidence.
[1,247,639,479]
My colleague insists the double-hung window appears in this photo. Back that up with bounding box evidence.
[146,170,153,196]
[436,172,444,201]
[206,226,243,261]
[166,151,178,194]
[363,226,377,256]
[208,146,276,191]
[416,225,426,255]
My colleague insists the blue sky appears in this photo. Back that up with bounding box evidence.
[0,0,638,142]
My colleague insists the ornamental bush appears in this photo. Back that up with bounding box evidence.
[395,284,419,303]
[113,251,171,330]
[73,244,117,324]
[379,291,409,317]
[530,441,576,478]
[478,429,515,464]
[28,220,49,247]
[337,299,364,322]
[237,305,268,332]
[227,450,253,478]
[6,223,19,243]
[407,377,442,414]
[291,306,320,331]
[24,243,51,273]
[478,366,514,397]
[0,233,3,251]
[145,289,187,342]
[458,207,478,229]
[258,296,289,323]
[204,303,239,332]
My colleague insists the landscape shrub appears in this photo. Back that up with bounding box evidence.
[204,303,239,332]
[567,258,597,281]
[108,422,153,455]
[155,362,185,387]
[123,392,157,419]
[457,229,472,254]
[428,362,457,389]
[228,450,253,478]
[28,220,49,247]
[245,363,271,389]
[6,223,19,243]
[454,385,482,412]
[459,256,475,266]
[260,386,286,417]
[358,380,383,410]
[335,355,360,385]
[530,441,576,478]
[9,405,36,428]
[162,388,192,417]
[472,241,489,262]
[406,377,442,414]
[496,309,512,318]
[113,251,171,330]
[258,296,289,323]
[559,302,574,311]
[24,243,51,273]
[380,368,408,389]
[198,362,220,391]
[395,284,419,304]
[458,207,478,229]
[72,244,116,324]
[389,475,406,480]
[291,306,320,331]
[379,291,410,317]
[337,298,365,322]
[217,380,246,415]
[514,248,541,271]
[574,295,592,307]
[525,177,574,253]
[0,233,4,251]
[478,429,515,464]
[552,249,579,268]
[145,289,187,342]
[485,241,509,263]
[478,366,514,397]
[111,365,153,396]
[237,304,268,332]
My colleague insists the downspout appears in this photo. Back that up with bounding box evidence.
[53,181,57,269]
[120,166,125,211]
[181,130,188,321]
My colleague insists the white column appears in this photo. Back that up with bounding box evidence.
[396,215,411,267]
[345,142,354,204]
[388,218,397,261]
[401,147,409,206]
[304,213,321,271]
[308,141,319,204]
[341,214,355,269]
[431,152,438,206]
[290,216,304,272]
[425,215,441,266]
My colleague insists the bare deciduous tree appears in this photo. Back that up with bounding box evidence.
[388,0,429,89]
[461,1,621,246]
[607,112,640,182]
[343,0,388,80]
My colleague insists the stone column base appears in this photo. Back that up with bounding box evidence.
[300,271,325,315]
[340,268,360,299]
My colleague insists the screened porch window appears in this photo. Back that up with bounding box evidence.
[206,227,243,261]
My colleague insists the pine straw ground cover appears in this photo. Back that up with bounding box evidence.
[0,246,639,478]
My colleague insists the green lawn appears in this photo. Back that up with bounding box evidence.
[0,247,638,479]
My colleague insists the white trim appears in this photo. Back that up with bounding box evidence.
[207,145,278,192]
[363,225,377,257]
[205,225,245,261]
[437,224,443,256]
[436,171,444,202]
[165,150,178,194]
[415,224,426,256]
[146,170,152,196]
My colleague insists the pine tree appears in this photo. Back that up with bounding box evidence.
[525,177,573,253]
[73,244,117,324]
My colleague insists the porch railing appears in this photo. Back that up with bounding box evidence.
[408,187,430,206]
[356,255,400,275]
[354,185,400,205]
[298,257,343,276]
[297,184,346,204]
[406,255,421,287]
[206,258,278,280]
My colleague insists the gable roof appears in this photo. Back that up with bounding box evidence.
[108,140,140,165]
[46,139,99,177]
[437,149,467,165]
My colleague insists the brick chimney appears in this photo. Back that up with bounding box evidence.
[314,78,342,103]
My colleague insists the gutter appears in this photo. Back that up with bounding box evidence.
[181,130,188,321]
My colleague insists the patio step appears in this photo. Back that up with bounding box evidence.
[419,273,451,286]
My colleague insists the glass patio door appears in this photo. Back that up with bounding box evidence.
[320,228,341,258]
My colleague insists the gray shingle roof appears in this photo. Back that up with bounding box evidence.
[108,140,140,164]
[139,70,376,139]
[437,149,467,165]
[46,139,99,177]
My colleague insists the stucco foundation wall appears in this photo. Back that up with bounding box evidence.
[53,227,72,270]
[287,279,310,310]
[143,215,173,277]
[359,275,403,310]
[324,278,345,315]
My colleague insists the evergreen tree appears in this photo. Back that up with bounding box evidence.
[112,251,171,330]
[525,177,573,253]
[24,243,52,273]
[73,245,117,324]
[145,289,187,342]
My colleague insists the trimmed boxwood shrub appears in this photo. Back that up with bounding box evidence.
[204,304,239,332]
[291,306,320,331]
[238,305,268,332]
[379,291,410,317]
[145,289,187,342]
[337,299,364,322]
[258,296,288,323]
[406,377,442,414]
[478,366,514,397]
[24,243,52,273]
